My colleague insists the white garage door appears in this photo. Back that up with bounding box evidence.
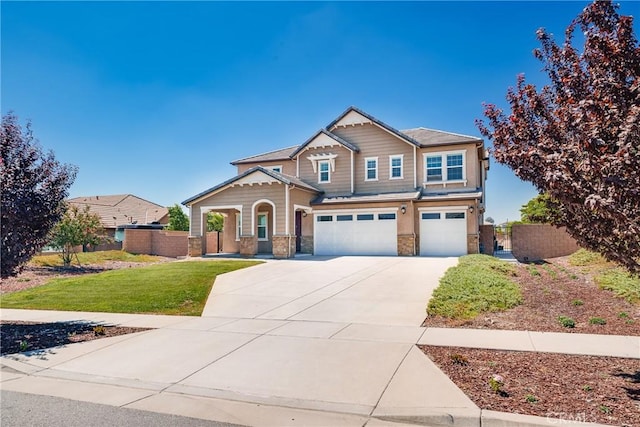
[314,211,398,256]
[420,210,467,256]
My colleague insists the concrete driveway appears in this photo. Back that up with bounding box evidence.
[202,256,457,326]
[2,256,479,426]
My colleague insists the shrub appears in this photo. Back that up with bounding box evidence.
[427,255,522,319]
[558,316,576,328]
[589,317,606,325]
[568,249,606,267]
[595,268,640,304]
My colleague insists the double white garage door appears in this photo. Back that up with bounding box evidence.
[314,208,468,257]
[314,211,398,256]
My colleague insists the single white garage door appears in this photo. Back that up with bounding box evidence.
[314,211,398,256]
[420,210,467,256]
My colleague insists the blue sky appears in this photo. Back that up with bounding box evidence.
[3,1,638,224]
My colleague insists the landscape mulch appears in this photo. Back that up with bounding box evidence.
[421,345,640,427]
[0,320,150,356]
[421,256,639,427]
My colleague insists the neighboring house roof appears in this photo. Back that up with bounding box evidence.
[182,166,322,206]
[401,127,482,147]
[313,190,422,205]
[231,145,299,165]
[68,194,169,228]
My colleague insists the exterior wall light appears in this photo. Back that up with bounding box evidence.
[400,204,407,214]
[469,206,474,213]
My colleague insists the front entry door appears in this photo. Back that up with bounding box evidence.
[295,211,302,252]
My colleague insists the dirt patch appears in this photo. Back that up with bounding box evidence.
[423,257,639,336]
[0,321,151,356]
[421,345,640,427]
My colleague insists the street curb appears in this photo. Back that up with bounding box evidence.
[481,409,616,427]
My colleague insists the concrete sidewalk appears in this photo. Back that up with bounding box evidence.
[1,257,636,427]
[2,308,637,426]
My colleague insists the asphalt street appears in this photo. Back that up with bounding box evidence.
[0,391,245,427]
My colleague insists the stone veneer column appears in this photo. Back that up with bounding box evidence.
[397,234,416,256]
[188,236,203,257]
[272,235,295,259]
[300,236,314,254]
[239,236,258,257]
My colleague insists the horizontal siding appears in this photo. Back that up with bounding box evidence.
[333,124,416,194]
[297,145,351,195]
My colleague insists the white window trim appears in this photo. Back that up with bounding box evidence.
[389,154,404,180]
[235,213,241,241]
[318,160,331,183]
[423,150,467,187]
[257,212,268,241]
[364,157,378,181]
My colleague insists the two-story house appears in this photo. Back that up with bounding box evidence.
[182,106,489,258]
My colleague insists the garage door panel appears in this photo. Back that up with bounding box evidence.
[314,212,397,256]
[420,210,467,257]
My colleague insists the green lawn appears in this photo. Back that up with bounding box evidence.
[427,254,522,319]
[0,260,262,316]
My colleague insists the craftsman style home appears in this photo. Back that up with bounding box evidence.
[183,106,489,258]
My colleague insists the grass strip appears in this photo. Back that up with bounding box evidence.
[427,254,522,319]
[0,260,261,316]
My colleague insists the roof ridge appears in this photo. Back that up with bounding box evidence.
[326,106,422,148]
[231,145,299,164]
[402,126,482,141]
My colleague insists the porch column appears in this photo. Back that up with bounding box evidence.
[188,236,203,257]
[239,235,258,257]
[272,235,295,259]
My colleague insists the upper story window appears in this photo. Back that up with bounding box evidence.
[424,151,466,185]
[257,213,268,240]
[365,157,378,181]
[269,166,282,173]
[318,160,331,183]
[389,155,403,179]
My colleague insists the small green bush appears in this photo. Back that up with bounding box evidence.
[525,394,539,403]
[527,265,541,276]
[571,299,584,306]
[589,317,607,325]
[558,315,576,328]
